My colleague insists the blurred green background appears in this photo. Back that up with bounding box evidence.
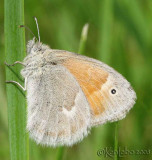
[1,0,152,160]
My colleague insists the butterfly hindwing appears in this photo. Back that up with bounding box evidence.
[26,64,91,146]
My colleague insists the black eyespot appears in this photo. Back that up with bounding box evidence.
[111,89,116,94]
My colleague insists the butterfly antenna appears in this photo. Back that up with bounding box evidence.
[19,25,38,41]
[34,17,40,43]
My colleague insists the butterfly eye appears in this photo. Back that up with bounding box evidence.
[111,89,116,94]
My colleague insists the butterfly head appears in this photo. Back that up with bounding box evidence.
[27,38,50,55]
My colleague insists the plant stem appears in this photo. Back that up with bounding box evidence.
[98,0,113,64]
[4,0,29,159]
[78,23,89,55]
[56,147,64,160]
[114,122,118,160]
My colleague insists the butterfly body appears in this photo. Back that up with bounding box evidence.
[20,38,136,147]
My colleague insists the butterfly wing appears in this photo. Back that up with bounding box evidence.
[26,64,91,147]
[54,50,137,127]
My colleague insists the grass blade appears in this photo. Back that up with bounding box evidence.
[98,0,113,64]
[78,23,89,54]
[56,147,64,160]
[114,122,118,160]
[4,0,29,159]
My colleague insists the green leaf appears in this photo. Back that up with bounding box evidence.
[4,0,29,159]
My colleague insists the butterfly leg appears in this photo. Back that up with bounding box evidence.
[6,77,27,91]
[5,61,25,66]
[5,60,27,91]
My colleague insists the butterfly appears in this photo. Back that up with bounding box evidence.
[6,18,136,147]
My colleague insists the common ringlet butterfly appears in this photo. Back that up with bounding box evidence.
[6,18,136,147]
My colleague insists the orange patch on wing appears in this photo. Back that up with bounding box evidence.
[63,58,109,115]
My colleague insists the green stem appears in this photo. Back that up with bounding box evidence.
[78,23,89,54]
[4,0,29,159]
[114,122,118,160]
[98,0,113,64]
[56,147,64,160]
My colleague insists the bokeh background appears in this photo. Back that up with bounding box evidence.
[1,0,152,160]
